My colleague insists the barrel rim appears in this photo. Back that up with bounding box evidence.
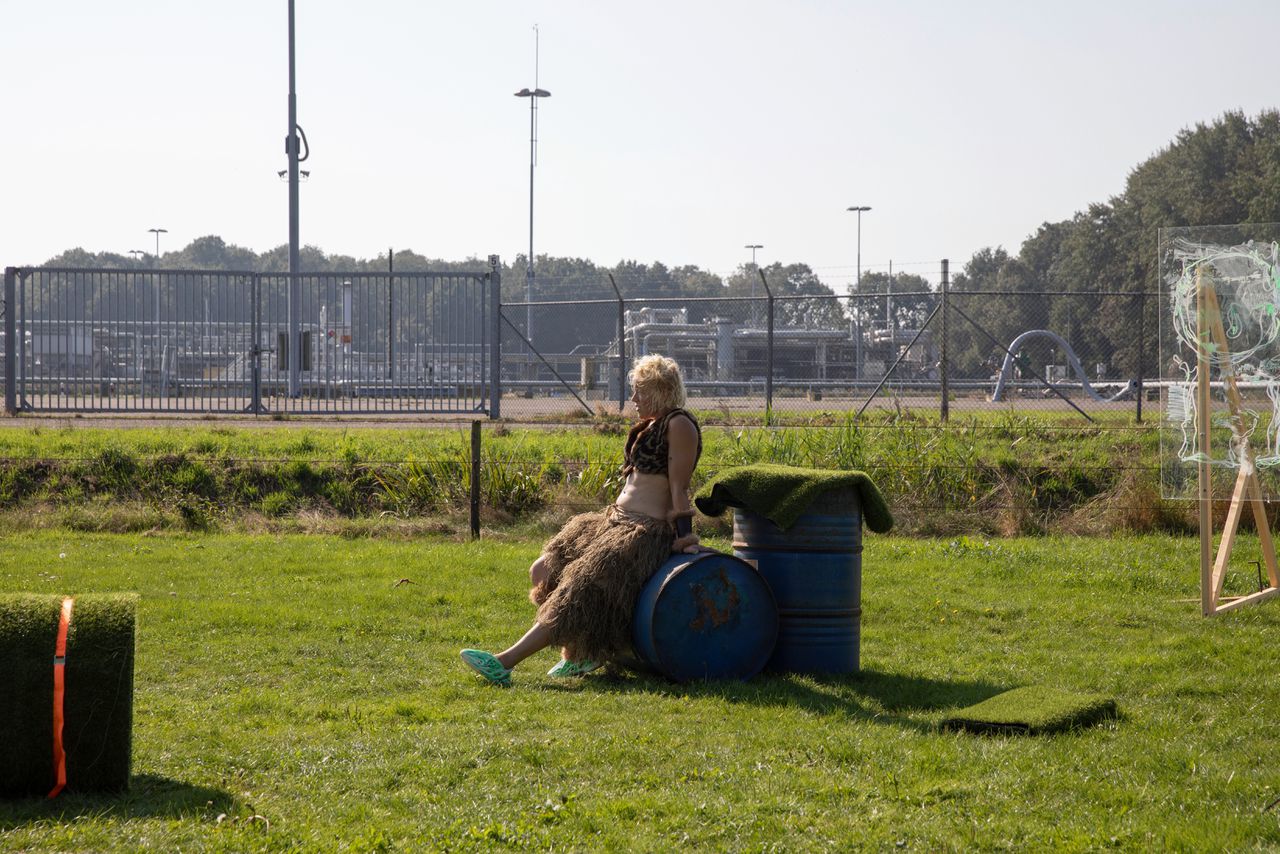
[733,542,865,554]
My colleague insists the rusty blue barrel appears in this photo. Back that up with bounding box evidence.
[632,551,778,682]
[732,489,861,674]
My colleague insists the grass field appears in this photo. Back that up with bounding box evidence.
[1,530,1278,851]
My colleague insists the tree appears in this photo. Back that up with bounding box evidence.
[170,235,258,271]
[724,262,847,330]
[849,271,934,330]
[947,247,1043,378]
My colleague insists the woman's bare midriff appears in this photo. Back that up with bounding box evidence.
[615,471,672,522]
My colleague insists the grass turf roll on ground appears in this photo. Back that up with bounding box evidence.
[0,593,137,797]
[940,685,1117,735]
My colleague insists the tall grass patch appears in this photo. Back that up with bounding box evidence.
[0,414,1184,535]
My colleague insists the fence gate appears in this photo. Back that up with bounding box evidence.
[2,266,498,416]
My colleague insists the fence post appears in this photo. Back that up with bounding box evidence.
[250,275,263,413]
[608,273,626,412]
[18,270,26,411]
[940,259,950,422]
[471,420,482,539]
[1135,288,1146,423]
[758,269,774,427]
[387,247,395,381]
[488,255,502,419]
[4,267,15,415]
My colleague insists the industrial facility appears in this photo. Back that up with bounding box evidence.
[528,307,938,397]
[3,303,937,402]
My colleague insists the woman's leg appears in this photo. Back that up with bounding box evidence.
[495,622,553,670]
[528,556,573,658]
[529,555,549,587]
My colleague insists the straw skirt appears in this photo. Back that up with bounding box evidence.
[531,505,673,662]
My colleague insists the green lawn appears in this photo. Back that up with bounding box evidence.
[1,531,1277,851]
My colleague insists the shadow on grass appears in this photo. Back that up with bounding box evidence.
[0,774,234,829]
[540,665,1007,733]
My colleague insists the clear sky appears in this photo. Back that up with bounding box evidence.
[2,1,1277,287]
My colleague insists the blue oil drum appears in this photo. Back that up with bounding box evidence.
[732,489,862,674]
[632,551,778,682]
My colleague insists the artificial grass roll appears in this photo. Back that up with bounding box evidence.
[0,593,137,797]
[694,464,894,533]
[940,685,1117,735]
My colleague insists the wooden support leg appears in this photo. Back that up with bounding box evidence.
[1245,473,1280,588]
[1199,276,1280,614]
[1212,465,1251,600]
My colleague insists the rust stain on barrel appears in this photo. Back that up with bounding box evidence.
[689,568,741,630]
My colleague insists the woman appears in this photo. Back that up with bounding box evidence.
[460,354,702,685]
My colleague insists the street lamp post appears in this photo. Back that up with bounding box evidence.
[887,259,893,332]
[846,206,870,379]
[515,85,550,350]
[147,228,167,336]
[845,206,870,288]
[284,0,311,399]
[147,227,167,262]
[745,244,763,327]
[126,248,148,391]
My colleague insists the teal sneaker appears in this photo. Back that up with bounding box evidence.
[460,649,512,686]
[546,658,603,678]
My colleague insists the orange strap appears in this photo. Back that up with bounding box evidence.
[47,597,74,799]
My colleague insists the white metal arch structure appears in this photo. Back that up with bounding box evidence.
[990,328,1136,403]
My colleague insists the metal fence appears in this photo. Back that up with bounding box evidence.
[498,264,1156,424]
[3,264,499,416]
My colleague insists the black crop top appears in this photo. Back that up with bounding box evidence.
[623,408,702,476]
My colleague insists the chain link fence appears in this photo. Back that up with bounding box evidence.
[498,269,1156,425]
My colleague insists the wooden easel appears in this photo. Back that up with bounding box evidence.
[1196,267,1280,614]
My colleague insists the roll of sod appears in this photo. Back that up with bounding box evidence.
[0,593,137,797]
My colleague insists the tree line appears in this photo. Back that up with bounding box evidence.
[948,109,1280,379]
[28,109,1280,374]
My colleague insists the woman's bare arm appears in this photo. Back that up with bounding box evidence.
[666,414,700,551]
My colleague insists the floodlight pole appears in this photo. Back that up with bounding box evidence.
[148,227,167,262]
[887,259,893,331]
[147,228,166,334]
[515,85,550,349]
[745,244,763,327]
[846,206,871,379]
[847,206,871,288]
[515,26,549,360]
[285,0,308,398]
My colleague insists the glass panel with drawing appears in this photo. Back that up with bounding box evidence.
[1160,224,1280,500]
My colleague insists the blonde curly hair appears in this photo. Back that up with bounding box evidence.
[629,354,686,413]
